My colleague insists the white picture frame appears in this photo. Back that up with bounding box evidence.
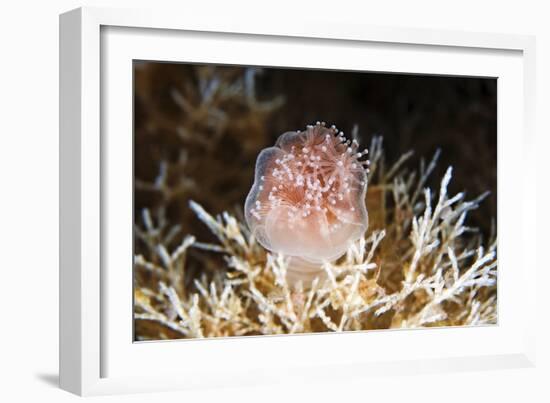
[59,6,537,396]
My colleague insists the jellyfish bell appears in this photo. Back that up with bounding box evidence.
[245,122,369,286]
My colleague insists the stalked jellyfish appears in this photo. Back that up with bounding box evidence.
[245,122,370,286]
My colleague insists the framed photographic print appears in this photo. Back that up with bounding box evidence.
[60,6,537,396]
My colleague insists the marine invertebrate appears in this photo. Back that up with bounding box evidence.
[244,122,370,285]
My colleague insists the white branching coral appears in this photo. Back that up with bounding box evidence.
[134,137,497,340]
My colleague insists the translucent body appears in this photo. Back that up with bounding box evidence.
[245,123,369,283]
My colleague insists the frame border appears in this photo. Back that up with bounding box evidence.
[59,6,537,396]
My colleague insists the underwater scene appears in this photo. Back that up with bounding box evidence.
[133,62,497,340]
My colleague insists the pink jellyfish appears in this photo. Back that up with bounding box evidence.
[245,122,369,285]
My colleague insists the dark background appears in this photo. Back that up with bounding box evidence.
[260,68,497,232]
[134,63,496,243]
